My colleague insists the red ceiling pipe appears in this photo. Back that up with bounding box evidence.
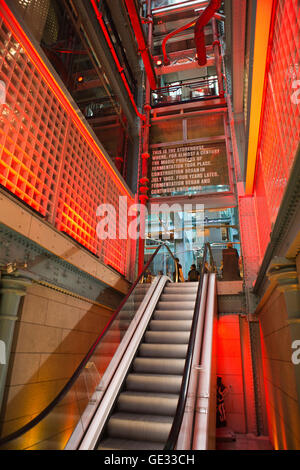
[194,0,222,66]
[90,0,145,121]
[124,0,157,90]
[162,19,196,65]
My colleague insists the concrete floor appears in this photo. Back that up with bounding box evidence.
[216,431,273,451]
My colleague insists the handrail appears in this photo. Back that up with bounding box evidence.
[0,243,178,447]
[164,241,215,450]
[153,76,217,93]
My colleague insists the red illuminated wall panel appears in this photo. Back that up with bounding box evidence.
[0,19,68,216]
[0,6,134,277]
[254,0,300,258]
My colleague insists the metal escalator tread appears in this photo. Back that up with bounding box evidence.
[138,343,188,358]
[98,438,164,450]
[133,357,185,374]
[96,281,199,451]
[117,391,179,416]
[106,412,173,443]
[126,373,183,393]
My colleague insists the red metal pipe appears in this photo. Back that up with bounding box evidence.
[123,0,157,90]
[162,19,196,65]
[90,0,146,121]
[194,0,221,66]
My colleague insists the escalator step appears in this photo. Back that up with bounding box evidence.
[116,391,179,416]
[145,330,190,344]
[126,373,182,394]
[98,437,164,450]
[133,357,185,374]
[149,319,192,331]
[153,310,194,320]
[138,343,188,358]
[160,293,197,302]
[106,412,173,443]
[156,301,196,311]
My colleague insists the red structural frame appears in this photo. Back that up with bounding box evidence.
[0,1,135,276]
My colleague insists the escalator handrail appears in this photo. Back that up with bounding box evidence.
[164,242,216,450]
[0,243,179,446]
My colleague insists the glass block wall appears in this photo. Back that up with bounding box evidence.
[0,4,134,277]
[253,0,300,260]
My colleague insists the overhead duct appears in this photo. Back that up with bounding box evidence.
[162,19,196,65]
[194,0,222,66]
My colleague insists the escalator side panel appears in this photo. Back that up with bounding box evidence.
[192,273,217,450]
[78,276,169,450]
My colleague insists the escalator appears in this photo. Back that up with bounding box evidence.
[97,282,198,450]
[0,243,217,451]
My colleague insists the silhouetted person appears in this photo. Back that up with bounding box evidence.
[174,257,185,282]
[216,376,228,427]
[187,264,199,282]
[221,242,241,281]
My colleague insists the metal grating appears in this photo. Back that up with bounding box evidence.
[0,10,134,276]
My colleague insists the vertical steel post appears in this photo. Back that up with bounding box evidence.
[212,17,224,98]
[138,0,153,275]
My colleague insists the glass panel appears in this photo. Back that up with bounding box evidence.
[152,77,218,107]
[145,207,241,280]
[143,243,177,282]
[187,114,224,139]
[150,119,183,144]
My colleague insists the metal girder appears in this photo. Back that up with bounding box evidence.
[70,0,138,128]
[231,0,247,114]
[152,1,209,17]
[106,0,141,75]
[0,223,124,309]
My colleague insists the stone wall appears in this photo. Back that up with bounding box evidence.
[0,283,114,441]
[258,285,300,449]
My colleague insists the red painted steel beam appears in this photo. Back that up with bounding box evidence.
[90,0,146,121]
[194,0,222,66]
[162,19,196,65]
[123,0,157,90]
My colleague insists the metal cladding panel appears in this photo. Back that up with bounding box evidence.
[254,0,300,260]
[0,10,134,276]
